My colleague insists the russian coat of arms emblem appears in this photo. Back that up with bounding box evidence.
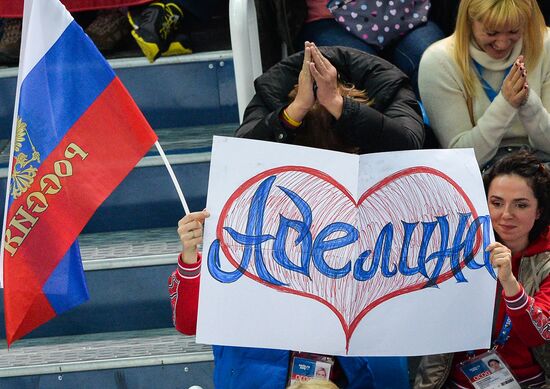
[11,117,41,199]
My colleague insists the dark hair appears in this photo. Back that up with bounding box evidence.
[287,82,371,153]
[483,151,550,243]
[487,359,500,365]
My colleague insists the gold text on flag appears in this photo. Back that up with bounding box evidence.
[4,143,88,256]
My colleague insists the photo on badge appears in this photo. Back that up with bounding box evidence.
[460,351,521,389]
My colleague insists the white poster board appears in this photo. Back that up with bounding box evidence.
[196,136,496,356]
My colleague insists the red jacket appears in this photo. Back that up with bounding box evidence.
[450,231,550,388]
[168,254,201,336]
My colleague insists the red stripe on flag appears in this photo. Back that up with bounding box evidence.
[4,77,157,344]
[4,268,56,344]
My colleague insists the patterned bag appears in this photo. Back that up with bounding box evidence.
[327,0,431,49]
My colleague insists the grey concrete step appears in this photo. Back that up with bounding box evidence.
[80,226,180,269]
[0,50,238,139]
[0,327,213,378]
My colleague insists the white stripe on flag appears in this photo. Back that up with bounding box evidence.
[19,0,73,81]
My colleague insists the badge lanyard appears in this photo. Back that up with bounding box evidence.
[473,61,513,103]
[493,315,512,348]
[467,314,512,358]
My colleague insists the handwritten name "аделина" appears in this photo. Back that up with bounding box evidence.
[207,175,496,287]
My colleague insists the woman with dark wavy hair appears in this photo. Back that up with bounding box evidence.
[415,151,550,388]
[484,151,550,245]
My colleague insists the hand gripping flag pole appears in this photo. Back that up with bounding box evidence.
[0,0,185,345]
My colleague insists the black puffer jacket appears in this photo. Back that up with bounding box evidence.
[235,46,425,153]
[255,0,307,70]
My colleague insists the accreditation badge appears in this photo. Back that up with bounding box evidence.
[288,352,334,385]
[460,350,520,389]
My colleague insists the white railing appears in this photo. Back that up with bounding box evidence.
[229,0,263,122]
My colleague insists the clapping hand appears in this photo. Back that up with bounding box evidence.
[286,42,316,122]
[287,42,344,121]
[502,55,529,108]
[309,43,344,119]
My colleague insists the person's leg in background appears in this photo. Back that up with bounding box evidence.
[128,0,189,62]
[391,21,444,97]
[0,10,133,65]
[128,0,225,62]
[299,18,377,55]
[85,9,131,53]
[174,0,225,22]
[0,18,22,65]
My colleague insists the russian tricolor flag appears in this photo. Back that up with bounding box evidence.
[1,0,157,345]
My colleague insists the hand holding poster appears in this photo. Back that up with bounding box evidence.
[197,136,496,356]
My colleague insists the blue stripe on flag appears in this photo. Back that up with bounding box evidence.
[42,241,89,315]
[17,20,115,166]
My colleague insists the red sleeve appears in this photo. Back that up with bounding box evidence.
[168,253,201,335]
[505,276,550,347]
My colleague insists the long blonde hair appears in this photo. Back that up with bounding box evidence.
[453,0,546,117]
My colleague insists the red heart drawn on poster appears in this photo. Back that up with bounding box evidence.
[208,166,490,351]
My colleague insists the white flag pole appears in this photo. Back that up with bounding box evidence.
[154,141,190,215]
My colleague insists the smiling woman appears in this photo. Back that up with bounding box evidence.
[470,19,523,61]
[418,0,550,169]
[487,174,539,254]
[415,151,550,388]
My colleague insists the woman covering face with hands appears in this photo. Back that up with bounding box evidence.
[236,43,425,154]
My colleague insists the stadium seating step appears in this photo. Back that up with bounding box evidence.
[0,328,214,389]
[0,50,238,140]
